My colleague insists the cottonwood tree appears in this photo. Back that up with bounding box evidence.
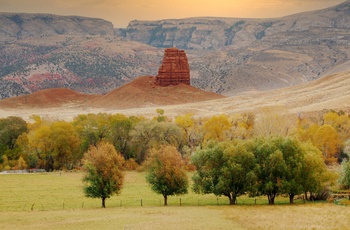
[277,138,305,204]
[254,106,295,137]
[145,145,188,205]
[252,137,288,205]
[175,114,205,151]
[192,140,256,205]
[0,116,28,162]
[82,142,124,208]
[300,142,335,200]
[131,120,183,163]
[27,121,81,170]
[72,113,111,153]
[203,114,231,143]
[107,114,134,159]
[339,159,350,189]
[313,124,341,164]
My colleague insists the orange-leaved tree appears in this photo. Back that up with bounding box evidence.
[145,145,188,205]
[82,142,125,208]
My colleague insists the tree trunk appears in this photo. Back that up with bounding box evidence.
[228,195,237,205]
[164,195,168,206]
[267,194,276,205]
[289,194,294,204]
[304,192,308,201]
[102,197,106,208]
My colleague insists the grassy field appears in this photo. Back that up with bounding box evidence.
[1,171,350,229]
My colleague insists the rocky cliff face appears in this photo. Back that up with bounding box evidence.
[120,1,350,50]
[156,48,190,86]
[0,13,114,41]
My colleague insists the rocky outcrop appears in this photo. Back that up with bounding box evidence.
[0,13,114,41]
[156,48,190,86]
[119,1,350,50]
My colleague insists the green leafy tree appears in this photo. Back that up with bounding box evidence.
[252,137,288,205]
[192,140,256,205]
[0,116,28,162]
[107,114,134,159]
[339,159,350,189]
[72,113,111,153]
[131,120,183,163]
[277,138,305,204]
[300,142,335,200]
[145,145,188,205]
[82,142,125,208]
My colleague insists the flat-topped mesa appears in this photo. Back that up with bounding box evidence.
[156,48,190,86]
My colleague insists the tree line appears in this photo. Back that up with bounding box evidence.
[1,108,350,206]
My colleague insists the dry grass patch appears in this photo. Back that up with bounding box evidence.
[222,204,350,229]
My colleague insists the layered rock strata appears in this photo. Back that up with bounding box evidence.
[156,48,190,86]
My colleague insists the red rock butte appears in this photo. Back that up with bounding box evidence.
[156,47,190,86]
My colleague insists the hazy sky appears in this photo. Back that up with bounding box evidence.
[0,0,346,28]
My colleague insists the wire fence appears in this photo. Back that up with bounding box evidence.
[1,196,287,212]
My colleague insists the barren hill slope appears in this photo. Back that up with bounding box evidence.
[0,88,98,108]
[89,76,224,109]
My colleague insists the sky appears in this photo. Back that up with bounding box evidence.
[0,0,346,28]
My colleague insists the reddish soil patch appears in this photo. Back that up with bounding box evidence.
[0,88,99,109]
[89,76,224,109]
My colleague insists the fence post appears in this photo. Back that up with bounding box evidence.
[255,199,257,205]
[217,197,219,206]
[141,199,143,207]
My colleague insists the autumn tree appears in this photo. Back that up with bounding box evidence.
[27,120,81,170]
[82,142,124,208]
[145,145,188,205]
[228,113,255,140]
[203,114,231,143]
[254,106,295,137]
[192,140,256,205]
[175,114,205,151]
[313,124,341,164]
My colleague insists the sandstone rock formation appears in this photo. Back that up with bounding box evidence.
[156,48,190,86]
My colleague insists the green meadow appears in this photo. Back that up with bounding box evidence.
[1,171,350,229]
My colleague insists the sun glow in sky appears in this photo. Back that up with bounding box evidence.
[0,0,345,28]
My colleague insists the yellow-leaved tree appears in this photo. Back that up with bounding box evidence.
[313,124,341,164]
